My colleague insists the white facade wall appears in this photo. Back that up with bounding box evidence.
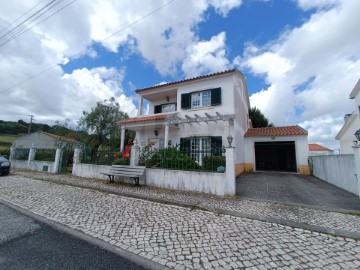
[310,155,358,195]
[244,135,309,173]
[338,115,360,154]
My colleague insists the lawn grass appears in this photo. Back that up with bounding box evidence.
[0,134,17,156]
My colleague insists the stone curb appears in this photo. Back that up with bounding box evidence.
[0,198,171,270]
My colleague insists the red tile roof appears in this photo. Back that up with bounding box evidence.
[309,143,332,151]
[244,126,308,137]
[118,114,167,124]
[135,69,240,93]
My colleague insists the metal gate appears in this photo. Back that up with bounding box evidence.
[58,148,74,174]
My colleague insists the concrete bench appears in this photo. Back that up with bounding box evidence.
[100,165,145,185]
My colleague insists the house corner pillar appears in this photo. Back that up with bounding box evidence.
[225,146,236,196]
[353,146,360,198]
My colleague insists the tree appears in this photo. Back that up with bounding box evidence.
[78,97,131,149]
[249,107,274,128]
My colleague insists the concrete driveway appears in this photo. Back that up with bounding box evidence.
[236,172,360,212]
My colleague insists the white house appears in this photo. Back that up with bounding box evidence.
[308,143,334,156]
[119,69,310,175]
[336,79,360,154]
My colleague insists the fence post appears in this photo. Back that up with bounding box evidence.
[28,144,36,169]
[353,146,360,198]
[225,146,236,196]
[130,144,140,166]
[72,148,81,175]
[53,148,62,173]
[9,146,15,161]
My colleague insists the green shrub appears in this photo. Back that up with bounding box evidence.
[202,156,226,172]
[147,147,201,171]
[112,158,130,165]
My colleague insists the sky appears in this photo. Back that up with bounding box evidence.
[1,0,359,150]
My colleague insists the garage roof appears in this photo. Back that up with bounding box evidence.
[244,125,307,137]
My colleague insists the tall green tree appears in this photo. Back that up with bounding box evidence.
[78,97,131,149]
[249,107,274,128]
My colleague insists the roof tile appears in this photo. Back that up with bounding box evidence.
[135,69,239,93]
[309,143,332,151]
[244,126,307,137]
[118,114,167,124]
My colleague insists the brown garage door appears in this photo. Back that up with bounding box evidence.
[254,141,297,172]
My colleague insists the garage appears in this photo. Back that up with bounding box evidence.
[254,141,297,172]
[244,126,310,175]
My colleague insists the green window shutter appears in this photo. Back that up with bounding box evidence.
[181,93,191,109]
[211,87,221,106]
[180,137,191,156]
[211,136,223,156]
[154,105,162,114]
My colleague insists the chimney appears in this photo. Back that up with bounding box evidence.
[344,114,351,123]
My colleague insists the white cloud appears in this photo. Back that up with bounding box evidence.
[296,0,340,10]
[0,0,241,126]
[208,0,242,16]
[240,0,360,148]
[182,32,229,77]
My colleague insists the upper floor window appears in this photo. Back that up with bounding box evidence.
[154,103,176,114]
[181,87,221,110]
[191,90,211,108]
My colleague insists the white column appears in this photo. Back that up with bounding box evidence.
[164,124,169,148]
[225,146,236,196]
[224,120,230,137]
[138,95,143,116]
[72,148,81,175]
[130,143,140,166]
[53,148,62,173]
[120,127,126,152]
[353,146,360,198]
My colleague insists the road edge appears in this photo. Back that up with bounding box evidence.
[0,198,171,270]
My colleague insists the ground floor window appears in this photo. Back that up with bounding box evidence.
[180,136,222,164]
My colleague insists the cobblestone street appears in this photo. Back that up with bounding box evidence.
[1,174,360,269]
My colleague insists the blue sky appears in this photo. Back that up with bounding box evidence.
[1,0,360,149]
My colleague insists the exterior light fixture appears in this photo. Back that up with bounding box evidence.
[166,96,169,102]
[355,129,360,141]
[154,130,158,136]
[227,135,233,147]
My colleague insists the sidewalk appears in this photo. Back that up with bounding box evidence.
[0,172,359,269]
[14,170,360,238]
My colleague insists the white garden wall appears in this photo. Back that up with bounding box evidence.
[310,155,359,196]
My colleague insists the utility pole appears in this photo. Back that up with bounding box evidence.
[28,115,34,134]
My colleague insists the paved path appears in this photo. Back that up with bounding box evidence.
[236,172,360,212]
[0,174,360,269]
